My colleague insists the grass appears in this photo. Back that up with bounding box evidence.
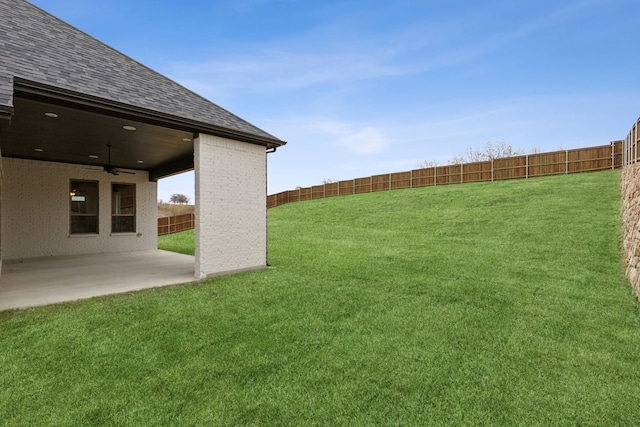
[158,229,194,255]
[2,170,640,426]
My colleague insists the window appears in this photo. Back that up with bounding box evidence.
[70,180,99,234]
[112,183,136,233]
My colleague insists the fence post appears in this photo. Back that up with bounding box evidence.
[461,163,463,184]
[434,166,437,186]
[526,155,529,179]
[410,170,413,188]
[565,150,568,174]
[634,130,636,164]
[491,159,494,182]
[631,123,638,163]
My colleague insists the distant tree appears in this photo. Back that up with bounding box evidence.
[449,141,523,164]
[416,160,441,169]
[322,178,338,184]
[169,193,190,204]
[417,141,523,168]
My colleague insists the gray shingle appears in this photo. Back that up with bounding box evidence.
[0,0,283,143]
[0,74,12,111]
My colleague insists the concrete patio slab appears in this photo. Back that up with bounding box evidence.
[0,250,196,311]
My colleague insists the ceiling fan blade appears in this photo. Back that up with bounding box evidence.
[112,168,136,175]
[104,144,136,175]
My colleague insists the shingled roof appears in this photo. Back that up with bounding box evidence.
[0,0,284,147]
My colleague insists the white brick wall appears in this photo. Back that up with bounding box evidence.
[195,134,266,278]
[1,158,157,259]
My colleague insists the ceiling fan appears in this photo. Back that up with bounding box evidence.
[103,143,135,175]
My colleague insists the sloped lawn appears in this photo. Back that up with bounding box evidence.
[1,170,639,426]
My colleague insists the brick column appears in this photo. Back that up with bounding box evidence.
[194,134,267,279]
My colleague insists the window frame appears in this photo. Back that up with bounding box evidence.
[111,182,136,234]
[69,179,99,235]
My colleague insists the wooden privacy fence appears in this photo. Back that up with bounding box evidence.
[158,213,195,236]
[623,116,640,165]
[268,141,623,209]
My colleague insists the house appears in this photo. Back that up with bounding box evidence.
[0,0,286,280]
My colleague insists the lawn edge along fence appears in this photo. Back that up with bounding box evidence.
[268,141,623,209]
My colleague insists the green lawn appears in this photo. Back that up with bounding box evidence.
[2,170,640,426]
[158,229,194,256]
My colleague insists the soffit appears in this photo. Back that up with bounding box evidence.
[0,95,194,179]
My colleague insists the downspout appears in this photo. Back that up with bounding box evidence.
[265,146,277,266]
[0,123,5,274]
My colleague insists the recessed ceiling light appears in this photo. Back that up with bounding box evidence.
[137,160,144,164]
[44,112,58,118]
[123,125,136,131]
[182,138,191,142]
[89,155,99,159]
[34,148,44,152]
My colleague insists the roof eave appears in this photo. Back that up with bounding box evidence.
[13,77,286,149]
[0,106,12,120]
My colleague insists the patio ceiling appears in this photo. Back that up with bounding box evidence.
[0,92,195,181]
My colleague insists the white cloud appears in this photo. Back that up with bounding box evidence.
[335,127,390,155]
[276,117,392,155]
[169,49,404,97]
[166,2,603,100]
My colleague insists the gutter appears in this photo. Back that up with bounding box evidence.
[0,106,12,121]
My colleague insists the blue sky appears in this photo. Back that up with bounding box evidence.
[30,0,640,202]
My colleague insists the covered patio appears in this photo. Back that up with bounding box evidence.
[0,250,195,311]
[0,0,286,309]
